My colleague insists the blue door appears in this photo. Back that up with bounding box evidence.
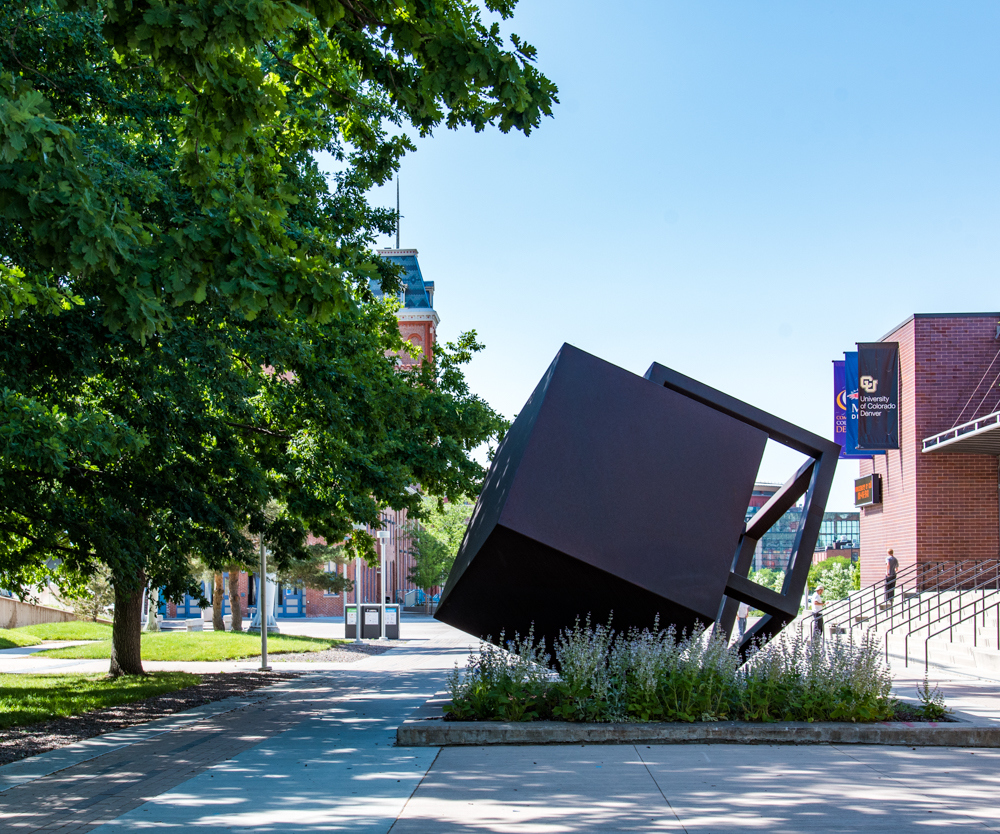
[276,584,304,617]
[175,575,231,617]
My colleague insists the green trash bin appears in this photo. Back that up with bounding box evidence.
[344,604,359,639]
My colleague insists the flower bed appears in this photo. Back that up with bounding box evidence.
[446,618,947,724]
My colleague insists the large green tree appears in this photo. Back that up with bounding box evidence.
[1,0,557,337]
[407,496,472,612]
[0,0,554,675]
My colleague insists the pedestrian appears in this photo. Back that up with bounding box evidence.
[737,601,750,641]
[885,547,899,606]
[809,584,824,641]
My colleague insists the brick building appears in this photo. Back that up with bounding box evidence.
[858,313,1000,588]
[167,249,437,619]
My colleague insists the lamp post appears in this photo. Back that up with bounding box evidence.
[376,530,391,640]
[259,534,270,671]
[351,523,366,643]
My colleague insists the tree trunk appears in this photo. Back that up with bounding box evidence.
[144,586,160,631]
[109,573,146,677]
[228,567,243,632]
[212,572,225,631]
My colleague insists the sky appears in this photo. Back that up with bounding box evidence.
[355,1,1000,512]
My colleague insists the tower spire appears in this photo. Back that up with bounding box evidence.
[395,176,400,249]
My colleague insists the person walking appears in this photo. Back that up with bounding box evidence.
[737,601,750,641]
[884,547,899,607]
[809,584,824,642]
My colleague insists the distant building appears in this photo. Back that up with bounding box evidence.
[374,248,438,367]
[746,483,859,572]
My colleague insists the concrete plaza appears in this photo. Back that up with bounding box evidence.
[2,616,1000,832]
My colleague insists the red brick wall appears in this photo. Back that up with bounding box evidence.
[398,319,435,366]
[305,586,345,617]
[913,315,999,566]
[860,314,1000,588]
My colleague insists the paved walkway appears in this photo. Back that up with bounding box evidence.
[2,617,1000,832]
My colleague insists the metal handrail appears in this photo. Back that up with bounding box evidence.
[922,594,1000,673]
[822,560,951,640]
[880,560,996,660]
[899,564,1000,665]
[802,562,920,640]
[885,561,994,663]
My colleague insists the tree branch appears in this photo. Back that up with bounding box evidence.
[225,422,290,438]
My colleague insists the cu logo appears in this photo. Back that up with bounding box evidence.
[860,375,878,394]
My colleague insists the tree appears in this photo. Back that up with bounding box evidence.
[808,555,854,592]
[407,497,473,612]
[276,542,353,596]
[2,0,557,338]
[749,568,785,595]
[211,574,225,632]
[0,1,552,676]
[1,297,504,675]
[60,566,114,622]
[227,564,244,633]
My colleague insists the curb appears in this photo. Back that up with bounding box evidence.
[396,699,1000,748]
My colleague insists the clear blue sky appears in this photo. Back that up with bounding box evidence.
[362,1,1000,511]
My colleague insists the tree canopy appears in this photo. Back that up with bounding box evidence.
[2,0,557,338]
[407,496,473,608]
[0,0,555,675]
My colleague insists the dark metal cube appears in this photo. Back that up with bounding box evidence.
[435,344,769,650]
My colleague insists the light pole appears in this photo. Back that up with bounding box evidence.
[376,530,391,640]
[351,523,366,643]
[259,534,270,671]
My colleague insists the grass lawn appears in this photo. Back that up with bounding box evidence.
[0,630,42,650]
[0,621,113,650]
[0,672,200,729]
[37,631,340,662]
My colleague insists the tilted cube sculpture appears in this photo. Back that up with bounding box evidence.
[435,344,839,656]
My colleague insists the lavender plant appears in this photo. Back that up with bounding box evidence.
[446,618,911,724]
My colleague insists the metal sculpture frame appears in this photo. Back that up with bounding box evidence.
[644,362,840,657]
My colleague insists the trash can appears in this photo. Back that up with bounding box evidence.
[384,604,401,639]
[344,604,358,639]
[361,604,382,639]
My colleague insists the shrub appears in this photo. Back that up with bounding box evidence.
[749,568,785,594]
[447,619,904,724]
[820,563,854,602]
[445,627,555,722]
[808,555,853,591]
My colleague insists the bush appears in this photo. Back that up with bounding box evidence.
[447,619,909,724]
[749,569,785,594]
[819,563,854,602]
[808,556,853,591]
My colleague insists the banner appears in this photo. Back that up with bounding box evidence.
[857,342,900,450]
[834,360,867,459]
[844,352,884,456]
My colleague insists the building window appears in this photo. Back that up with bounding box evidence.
[324,561,339,597]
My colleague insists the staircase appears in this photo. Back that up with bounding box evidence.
[822,560,1000,675]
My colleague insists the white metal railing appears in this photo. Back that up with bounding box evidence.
[922,411,1000,452]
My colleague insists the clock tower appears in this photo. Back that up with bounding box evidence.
[377,248,438,365]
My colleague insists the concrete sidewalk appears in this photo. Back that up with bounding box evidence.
[2,619,1000,832]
